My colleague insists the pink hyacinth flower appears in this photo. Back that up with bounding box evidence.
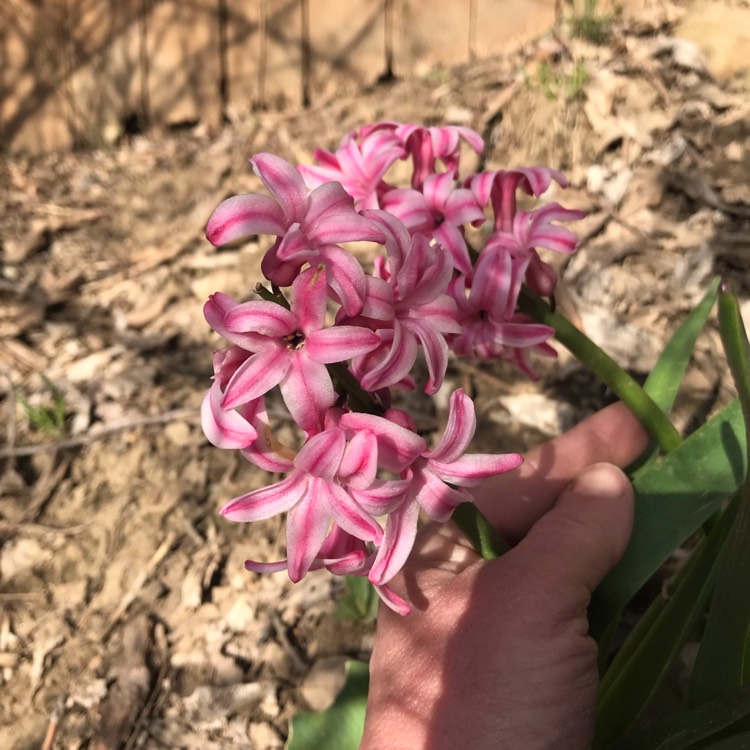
[213,266,380,432]
[298,128,405,209]
[223,409,425,582]
[381,169,484,274]
[367,390,523,586]
[364,122,484,189]
[469,167,569,232]
[347,211,461,395]
[206,152,384,314]
[450,244,556,365]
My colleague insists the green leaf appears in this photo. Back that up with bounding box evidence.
[683,285,750,708]
[589,397,747,642]
[595,493,740,744]
[644,278,720,414]
[334,577,379,622]
[602,682,750,750]
[286,660,369,750]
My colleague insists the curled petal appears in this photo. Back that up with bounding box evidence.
[251,152,308,224]
[428,453,524,487]
[425,388,476,462]
[349,478,411,515]
[291,265,328,334]
[201,381,258,449]
[369,499,420,586]
[206,194,286,246]
[374,582,411,616]
[324,481,383,544]
[358,323,419,392]
[338,430,379,489]
[221,472,307,522]
[402,319,449,395]
[413,467,470,522]
[224,300,296,336]
[295,427,346,481]
[340,412,426,472]
[306,182,385,244]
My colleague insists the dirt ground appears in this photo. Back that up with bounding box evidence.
[2,2,750,748]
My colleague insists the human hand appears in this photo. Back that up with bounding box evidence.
[360,402,649,750]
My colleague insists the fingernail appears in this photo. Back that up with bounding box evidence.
[570,463,629,499]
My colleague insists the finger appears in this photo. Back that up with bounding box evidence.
[503,463,634,612]
[473,401,648,541]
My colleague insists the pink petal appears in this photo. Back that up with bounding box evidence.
[380,189,433,232]
[358,322,419,392]
[403,319,449,395]
[325,481,383,544]
[222,346,290,409]
[319,244,368,317]
[339,412,426,472]
[201,381,259,449]
[374,582,411,616]
[349,478,411,515]
[443,186,485,226]
[430,452,523,486]
[306,182,385,244]
[221,472,306,521]
[306,325,380,364]
[205,293,266,350]
[291,266,328,334]
[295,427,346,480]
[433,222,472,275]
[286,484,332,582]
[244,559,291,574]
[413,467,469,522]
[280,353,335,433]
[206,194,287,246]
[338,430,378,489]
[251,153,308,224]
[425,388,475,462]
[369,499,420,586]
[224,300,296,336]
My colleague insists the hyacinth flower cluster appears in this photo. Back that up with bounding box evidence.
[201,123,584,614]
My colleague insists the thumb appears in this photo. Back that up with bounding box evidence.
[508,462,634,604]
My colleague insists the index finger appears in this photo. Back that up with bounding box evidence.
[472,401,649,543]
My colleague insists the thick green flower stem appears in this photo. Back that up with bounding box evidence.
[518,287,682,454]
[452,503,511,559]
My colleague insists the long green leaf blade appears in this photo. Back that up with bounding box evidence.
[595,494,740,744]
[643,277,720,413]
[589,397,747,641]
[602,682,750,750]
[684,285,750,708]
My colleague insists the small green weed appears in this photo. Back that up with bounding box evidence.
[18,378,67,436]
[569,0,611,44]
[534,59,589,101]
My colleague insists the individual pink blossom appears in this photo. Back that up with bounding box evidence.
[380,170,484,274]
[486,203,586,296]
[298,128,406,209]
[206,152,384,314]
[364,122,484,189]
[469,167,569,232]
[222,409,425,582]
[449,244,556,367]
[209,266,380,432]
[345,211,461,395]
[366,390,524,586]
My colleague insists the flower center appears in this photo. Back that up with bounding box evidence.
[285,330,306,350]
